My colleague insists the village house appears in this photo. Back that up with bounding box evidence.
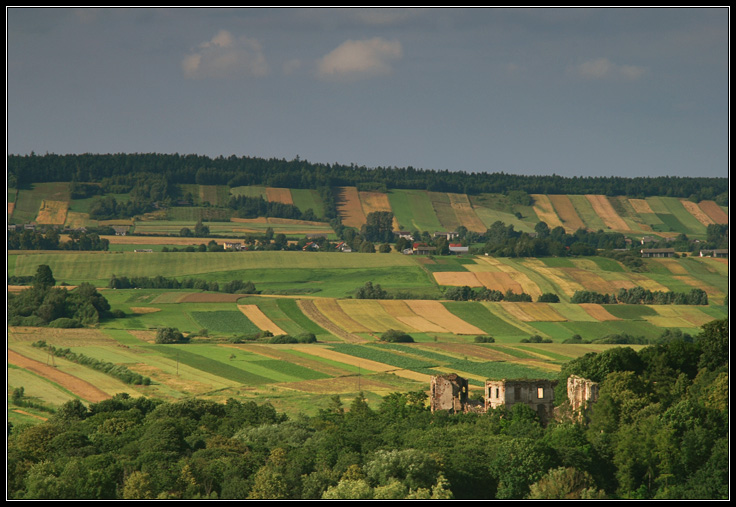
[223,242,243,251]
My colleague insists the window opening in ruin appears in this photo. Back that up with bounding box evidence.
[537,387,544,398]
[495,388,499,398]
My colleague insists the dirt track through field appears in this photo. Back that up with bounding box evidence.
[238,304,286,335]
[8,349,112,403]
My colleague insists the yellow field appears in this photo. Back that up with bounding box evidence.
[531,194,564,228]
[380,300,448,333]
[296,299,365,342]
[548,194,586,233]
[448,193,487,232]
[628,198,655,214]
[36,200,68,225]
[238,304,286,335]
[499,302,567,322]
[359,191,401,230]
[337,299,411,333]
[474,271,525,294]
[266,187,294,205]
[585,195,629,231]
[404,300,485,335]
[433,271,484,287]
[472,257,543,298]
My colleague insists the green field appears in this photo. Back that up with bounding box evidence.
[6,179,729,423]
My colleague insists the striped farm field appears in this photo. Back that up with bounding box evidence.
[199,185,230,206]
[265,187,294,205]
[380,300,448,333]
[628,198,655,214]
[312,298,372,334]
[448,193,487,232]
[585,195,629,231]
[336,299,408,333]
[429,192,463,232]
[680,199,715,227]
[290,188,326,217]
[578,303,622,321]
[498,302,567,322]
[433,271,484,287]
[547,194,586,232]
[238,304,286,335]
[697,200,728,224]
[404,300,485,335]
[388,189,444,232]
[531,194,564,229]
[336,186,367,228]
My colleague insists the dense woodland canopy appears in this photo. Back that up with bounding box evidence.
[7,153,728,202]
[7,318,728,500]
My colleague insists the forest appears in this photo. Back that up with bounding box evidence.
[6,318,728,500]
[7,152,729,202]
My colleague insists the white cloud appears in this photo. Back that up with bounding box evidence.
[182,30,268,79]
[576,57,646,81]
[316,37,403,81]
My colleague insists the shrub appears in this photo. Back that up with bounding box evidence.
[155,327,188,344]
[380,329,414,343]
[474,335,495,343]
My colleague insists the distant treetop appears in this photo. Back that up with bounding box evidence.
[7,152,728,201]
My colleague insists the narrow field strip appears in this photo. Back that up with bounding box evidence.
[696,200,728,224]
[296,299,365,342]
[531,194,565,228]
[314,298,372,334]
[337,299,411,333]
[238,304,286,335]
[679,199,714,226]
[585,195,629,231]
[336,186,367,229]
[405,300,485,335]
[578,303,622,321]
[548,194,586,232]
[265,187,294,205]
[380,300,448,333]
[8,349,112,403]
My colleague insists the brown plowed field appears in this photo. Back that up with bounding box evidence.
[8,349,111,403]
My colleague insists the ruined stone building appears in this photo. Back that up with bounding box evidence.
[430,373,470,413]
[485,379,558,422]
[564,375,599,421]
[430,374,598,423]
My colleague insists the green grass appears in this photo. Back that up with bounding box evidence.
[388,189,444,232]
[190,310,261,335]
[290,188,326,218]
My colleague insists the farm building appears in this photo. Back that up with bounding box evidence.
[700,249,728,258]
[413,243,437,255]
[641,248,675,258]
[449,243,469,254]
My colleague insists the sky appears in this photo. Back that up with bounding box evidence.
[6,7,730,179]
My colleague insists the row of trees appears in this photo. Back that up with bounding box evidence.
[7,318,727,499]
[8,229,110,251]
[9,153,728,201]
[571,287,709,305]
[107,275,258,295]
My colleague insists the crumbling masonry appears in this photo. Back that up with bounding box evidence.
[430,373,599,423]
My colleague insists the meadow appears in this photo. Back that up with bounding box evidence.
[7,182,729,423]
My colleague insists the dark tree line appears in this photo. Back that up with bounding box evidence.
[8,229,109,251]
[8,153,728,202]
[571,287,708,305]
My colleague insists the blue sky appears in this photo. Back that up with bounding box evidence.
[6,7,729,178]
